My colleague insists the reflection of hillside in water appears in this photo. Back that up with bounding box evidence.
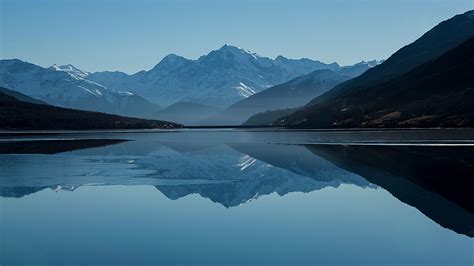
[305,144,474,237]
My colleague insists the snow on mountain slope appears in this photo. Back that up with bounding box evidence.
[50,64,90,79]
[0,59,160,118]
[88,44,342,107]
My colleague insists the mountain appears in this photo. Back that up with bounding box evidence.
[153,102,222,126]
[0,60,161,118]
[203,64,376,126]
[278,10,474,128]
[87,45,343,107]
[0,88,180,130]
[279,35,474,128]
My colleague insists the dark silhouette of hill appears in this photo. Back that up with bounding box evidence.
[0,88,181,130]
[0,87,47,105]
[278,11,474,128]
[243,108,298,126]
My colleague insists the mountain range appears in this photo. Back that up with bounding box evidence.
[0,46,377,122]
[87,45,347,108]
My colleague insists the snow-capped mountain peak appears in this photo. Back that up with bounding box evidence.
[50,64,90,79]
[198,44,268,67]
[219,44,260,60]
[86,44,378,108]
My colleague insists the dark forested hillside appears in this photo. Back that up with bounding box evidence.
[277,36,474,128]
[309,10,474,106]
[0,87,47,105]
[0,88,181,130]
[243,108,298,126]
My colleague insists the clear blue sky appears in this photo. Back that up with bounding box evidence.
[1,0,473,74]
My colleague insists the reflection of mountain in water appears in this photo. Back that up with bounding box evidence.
[1,137,473,237]
[155,143,371,207]
[79,140,371,207]
[306,144,474,237]
[230,143,369,186]
[0,140,370,207]
[72,140,366,207]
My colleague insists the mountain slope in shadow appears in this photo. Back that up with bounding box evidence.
[279,11,474,128]
[0,88,181,130]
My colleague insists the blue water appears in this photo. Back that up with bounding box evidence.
[0,129,473,265]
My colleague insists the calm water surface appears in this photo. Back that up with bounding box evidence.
[0,129,473,265]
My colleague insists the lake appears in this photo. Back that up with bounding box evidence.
[1,129,473,265]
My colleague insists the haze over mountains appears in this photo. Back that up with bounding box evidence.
[154,102,222,125]
[204,66,372,125]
